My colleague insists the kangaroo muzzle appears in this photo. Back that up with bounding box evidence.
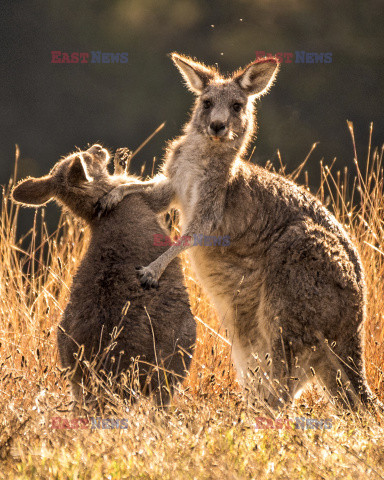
[208,121,227,139]
[87,144,109,162]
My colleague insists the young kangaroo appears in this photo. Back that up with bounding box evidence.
[12,144,196,406]
[96,54,375,410]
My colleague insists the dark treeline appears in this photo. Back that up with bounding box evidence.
[1,0,383,232]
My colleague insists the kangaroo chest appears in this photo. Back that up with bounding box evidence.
[168,155,208,225]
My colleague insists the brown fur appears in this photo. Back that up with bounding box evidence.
[96,55,374,410]
[12,144,196,406]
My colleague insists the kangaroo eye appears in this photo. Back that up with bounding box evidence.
[232,103,243,112]
[203,99,212,109]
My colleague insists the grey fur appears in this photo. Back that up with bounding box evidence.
[12,144,196,406]
[97,55,374,409]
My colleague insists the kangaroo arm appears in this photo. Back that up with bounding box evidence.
[136,216,214,289]
[95,175,170,216]
[141,178,175,214]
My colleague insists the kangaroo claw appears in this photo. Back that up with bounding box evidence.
[136,266,159,289]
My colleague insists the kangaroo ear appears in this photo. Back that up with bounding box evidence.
[12,176,55,206]
[234,58,280,97]
[68,154,93,185]
[170,53,216,94]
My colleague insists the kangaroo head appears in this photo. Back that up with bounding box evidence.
[171,53,279,153]
[12,144,112,220]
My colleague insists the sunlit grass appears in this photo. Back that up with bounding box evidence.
[0,125,383,479]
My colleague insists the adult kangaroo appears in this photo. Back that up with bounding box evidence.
[96,54,374,410]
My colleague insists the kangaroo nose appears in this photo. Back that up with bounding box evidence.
[88,144,103,154]
[209,122,226,134]
[87,144,109,162]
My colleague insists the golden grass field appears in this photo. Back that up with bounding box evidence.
[0,124,383,479]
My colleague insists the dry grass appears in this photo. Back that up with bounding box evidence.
[0,126,383,479]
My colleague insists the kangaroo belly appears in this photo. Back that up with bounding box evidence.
[187,246,271,381]
[188,247,236,324]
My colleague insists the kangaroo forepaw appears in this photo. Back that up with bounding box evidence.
[94,188,125,217]
[135,266,159,289]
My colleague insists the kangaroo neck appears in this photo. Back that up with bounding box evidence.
[174,130,241,172]
[88,203,137,246]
